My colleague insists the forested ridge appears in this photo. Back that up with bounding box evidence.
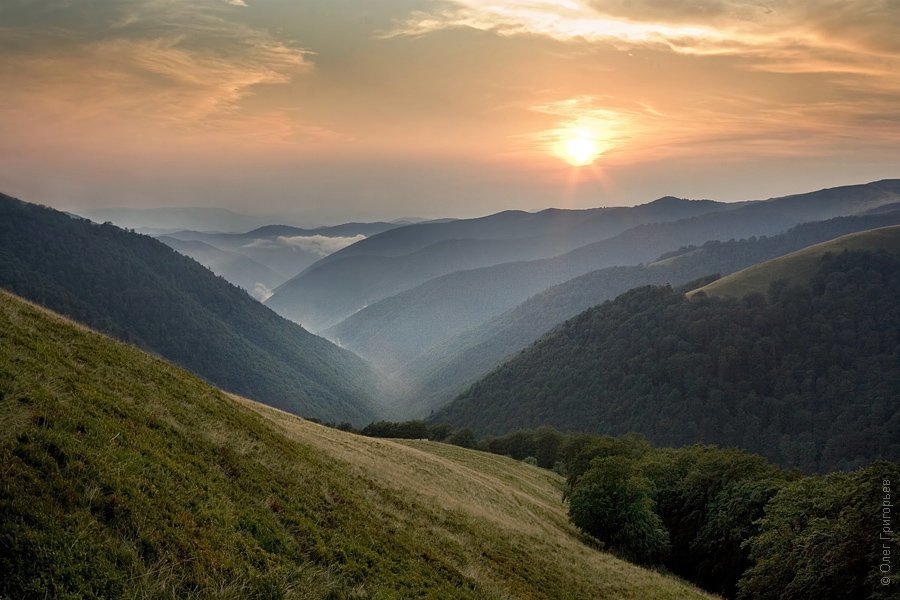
[398,211,900,416]
[0,194,382,424]
[436,248,900,471]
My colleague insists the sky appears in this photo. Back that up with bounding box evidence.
[1,0,899,223]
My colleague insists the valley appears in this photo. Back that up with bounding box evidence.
[5,2,899,596]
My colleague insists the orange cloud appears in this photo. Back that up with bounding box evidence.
[0,1,314,147]
[386,0,900,79]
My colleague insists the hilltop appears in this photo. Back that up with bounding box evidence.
[690,225,900,299]
[0,291,711,599]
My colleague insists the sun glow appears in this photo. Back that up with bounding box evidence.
[558,128,603,167]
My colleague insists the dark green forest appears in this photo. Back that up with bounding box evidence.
[400,211,900,416]
[563,433,897,599]
[0,194,382,424]
[435,250,900,472]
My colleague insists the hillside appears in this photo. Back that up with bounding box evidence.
[0,291,712,600]
[0,194,382,425]
[395,213,900,416]
[690,225,900,299]
[325,180,900,375]
[433,244,900,472]
[266,197,732,331]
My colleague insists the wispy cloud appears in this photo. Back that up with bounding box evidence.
[383,1,899,164]
[243,235,366,256]
[251,282,273,301]
[276,234,366,255]
[0,0,313,139]
[386,1,900,79]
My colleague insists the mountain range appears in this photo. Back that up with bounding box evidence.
[323,180,900,378]
[159,221,403,295]
[3,179,899,598]
[395,211,900,417]
[265,196,735,331]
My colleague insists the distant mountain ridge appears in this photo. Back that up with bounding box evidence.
[80,206,283,233]
[156,236,283,299]
[266,196,734,331]
[160,221,403,291]
[0,193,383,424]
[325,180,900,375]
[167,221,400,244]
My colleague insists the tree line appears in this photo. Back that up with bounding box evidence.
[330,420,897,599]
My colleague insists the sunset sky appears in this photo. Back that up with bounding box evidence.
[2,0,898,222]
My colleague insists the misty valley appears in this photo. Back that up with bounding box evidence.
[3,1,900,597]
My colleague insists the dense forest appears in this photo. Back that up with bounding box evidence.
[563,434,897,599]
[0,194,382,424]
[399,211,900,416]
[434,249,900,472]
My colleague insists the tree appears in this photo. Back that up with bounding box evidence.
[447,428,477,449]
[568,456,669,564]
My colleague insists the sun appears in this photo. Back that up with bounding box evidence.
[557,128,602,167]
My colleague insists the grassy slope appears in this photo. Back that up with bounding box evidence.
[0,291,711,600]
[689,225,900,299]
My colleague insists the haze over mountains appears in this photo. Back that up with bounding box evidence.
[311,181,900,380]
[81,206,294,235]
[397,211,900,417]
[11,180,898,436]
[67,180,900,431]
[265,196,734,332]
[157,222,402,299]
